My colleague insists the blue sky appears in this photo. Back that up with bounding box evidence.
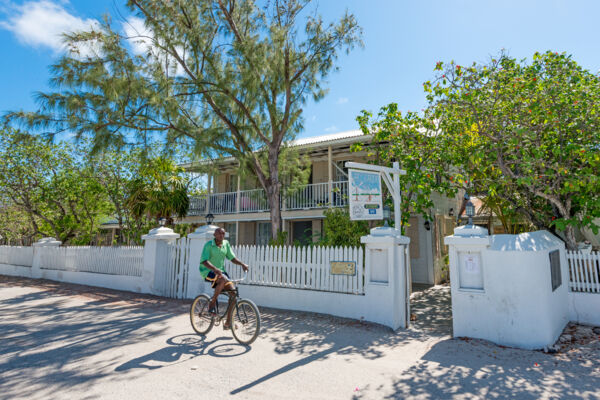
[1,0,599,140]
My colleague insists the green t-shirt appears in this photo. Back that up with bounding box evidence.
[199,239,236,278]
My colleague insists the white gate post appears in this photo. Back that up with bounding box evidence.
[32,237,62,279]
[361,226,411,330]
[141,226,180,296]
[186,224,229,299]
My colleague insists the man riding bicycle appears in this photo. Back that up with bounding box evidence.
[199,227,248,329]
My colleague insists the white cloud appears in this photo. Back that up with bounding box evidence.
[122,16,152,55]
[337,97,349,104]
[123,16,186,76]
[0,1,99,53]
[324,125,338,133]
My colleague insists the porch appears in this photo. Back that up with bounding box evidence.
[187,180,349,216]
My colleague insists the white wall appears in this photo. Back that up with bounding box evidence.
[569,292,600,326]
[446,231,571,350]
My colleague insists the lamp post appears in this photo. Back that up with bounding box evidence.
[205,213,215,226]
[465,199,475,226]
[159,217,166,227]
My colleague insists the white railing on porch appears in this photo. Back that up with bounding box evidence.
[0,245,33,267]
[226,244,364,295]
[38,246,144,276]
[209,192,237,214]
[567,250,600,293]
[286,182,330,210]
[188,180,349,216]
[239,188,269,213]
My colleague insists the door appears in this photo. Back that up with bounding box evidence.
[292,220,313,245]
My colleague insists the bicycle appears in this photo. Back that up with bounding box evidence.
[189,272,261,345]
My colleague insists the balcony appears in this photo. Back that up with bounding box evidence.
[188,181,348,216]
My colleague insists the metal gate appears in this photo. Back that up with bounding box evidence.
[164,237,191,298]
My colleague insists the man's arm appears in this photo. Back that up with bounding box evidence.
[230,258,249,272]
[202,260,224,276]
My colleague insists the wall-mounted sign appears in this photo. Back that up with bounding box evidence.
[458,251,484,290]
[348,169,383,220]
[330,261,356,275]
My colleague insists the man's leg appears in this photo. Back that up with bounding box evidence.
[224,289,236,328]
[209,277,226,310]
[209,276,232,311]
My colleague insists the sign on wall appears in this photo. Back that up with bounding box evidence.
[348,169,383,220]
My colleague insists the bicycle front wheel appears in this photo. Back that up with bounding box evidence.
[230,299,261,345]
[190,294,214,335]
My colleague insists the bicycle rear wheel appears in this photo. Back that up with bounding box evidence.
[190,294,214,335]
[230,299,260,345]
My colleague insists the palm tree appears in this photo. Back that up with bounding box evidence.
[127,157,190,227]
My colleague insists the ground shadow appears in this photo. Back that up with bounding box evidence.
[229,284,453,395]
[0,275,185,400]
[383,337,600,399]
[115,334,250,371]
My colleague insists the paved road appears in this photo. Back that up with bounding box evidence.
[1,276,599,400]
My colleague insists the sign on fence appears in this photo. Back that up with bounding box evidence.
[348,169,383,220]
[330,261,356,275]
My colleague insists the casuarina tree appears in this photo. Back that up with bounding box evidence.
[8,0,362,240]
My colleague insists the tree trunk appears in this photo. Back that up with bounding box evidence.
[266,145,282,241]
[564,225,578,251]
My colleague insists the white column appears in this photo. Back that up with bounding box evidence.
[236,173,241,213]
[205,174,212,215]
[31,237,62,279]
[361,227,411,330]
[186,224,229,299]
[328,145,333,206]
[141,226,180,296]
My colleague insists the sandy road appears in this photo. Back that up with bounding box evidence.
[1,275,599,400]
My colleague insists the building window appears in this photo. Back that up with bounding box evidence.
[256,222,271,246]
[224,223,236,245]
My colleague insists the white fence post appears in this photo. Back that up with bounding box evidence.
[32,237,62,279]
[141,226,180,296]
[361,229,411,330]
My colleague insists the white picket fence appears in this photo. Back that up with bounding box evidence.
[38,246,144,276]
[226,245,365,295]
[566,250,600,293]
[164,237,192,299]
[0,245,34,267]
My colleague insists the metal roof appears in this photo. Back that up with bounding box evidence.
[180,129,371,170]
[288,130,366,148]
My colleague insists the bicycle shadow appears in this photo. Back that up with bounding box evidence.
[115,334,251,372]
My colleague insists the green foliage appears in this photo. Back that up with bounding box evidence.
[0,128,112,244]
[356,103,457,234]
[268,231,289,247]
[126,157,190,226]
[317,207,369,247]
[426,51,600,249]
[7,0,362,240]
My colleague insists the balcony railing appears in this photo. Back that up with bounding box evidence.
[188,180,348,216]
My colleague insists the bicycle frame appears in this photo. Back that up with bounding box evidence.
[212,273,247,326]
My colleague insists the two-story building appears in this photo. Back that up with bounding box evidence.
[181,130,459,285]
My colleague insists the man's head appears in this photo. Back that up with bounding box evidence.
[214,227,226,243]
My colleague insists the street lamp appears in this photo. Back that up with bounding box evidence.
[383,206,391,227]
[205,213,215,225]
[159,217,166,227]
[465,199,475,226]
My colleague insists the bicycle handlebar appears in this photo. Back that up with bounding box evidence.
[229,271,248,284]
